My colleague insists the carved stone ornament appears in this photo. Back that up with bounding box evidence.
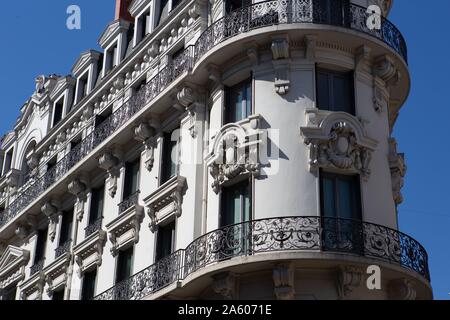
[41,201,60,242]
[106,205,145,257]
[271,36,290,95]
[388,138,407,206]
[44,255,71,296]
[134,122,158,172]
[68,178,87,221]
[177,86,204,138]
[388,278,416,300]
[0,246,30,291]
[337,265,364,299]
[301,110,378,181]
[98,152,120,198]
[73,230,107,277]
[272,262,295,300]
[20,272,46,300]
[144,176,187,233]
[212,272,236,300]
[206,115,264,194]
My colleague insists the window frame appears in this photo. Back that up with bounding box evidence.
[220,178,252,228]
[52,93,66,128]
[224,77,253,125]
[155,220,176,262]
[88,184,105,225]
[123,157,141,201]
[115,246,135,284]
[160,129,180,185]
[81,268,97,300]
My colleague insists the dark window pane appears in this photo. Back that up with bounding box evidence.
[225,78,252,124]
[221,180,251,227]
[161,131,178,184]
[53,101,64,126]
[59,209,74,245]
[81,269,97,300]
[225,0,251,13]
[52,290,65,301]
[317,71,330,111]
[34,228,48,263]
[116,247,134,283]
[89,185,105,224]
[321,176,336,218]
[124,159,140,199]
[2,286,16,300]
[156,221,175,261]
[317,68,354,115]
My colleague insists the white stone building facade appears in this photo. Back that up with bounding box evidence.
[0,0,432,300]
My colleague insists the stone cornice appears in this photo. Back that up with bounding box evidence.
[71,50,102,77]
[98,19,131,49]
[49,76,76,101]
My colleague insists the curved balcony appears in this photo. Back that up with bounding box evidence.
[94,216,429,300]
[0,1,407,230]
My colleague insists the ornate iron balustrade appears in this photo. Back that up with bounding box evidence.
[30,259,45,276]
[118,191,140,215]
[55,240,72,259]
[194,0,407,63]
[85,218,103,238]
[94,250,184,300]
[94,217,429,300]
[0,1,407,229]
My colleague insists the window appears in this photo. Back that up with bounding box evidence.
[70,137,82,151]
[313,0,349,25]
[81,269,97,300]
[220,180,251,227]
[52,289,65,301]
[225,78,252,124]
[89,185,105,225]
[225,0,251,13]
[320,172,362,253]
[95,107,112,128]
[157,0,170,25]
[161,130,179,184]
[172,0,182,11]
[171,47,184,62]
[1,286,16,300]
[3,148,14,175]
[47,156,57,172]
[52,98,64,127]
[123,158,140,200]
[316,68,355,115]
[105,43,118,74]
[115,247,134,283]
[59,209,74,246]
[136,8,151,44]
[34,228,48,264]
[156,221,175,261]
[77,72,89,102]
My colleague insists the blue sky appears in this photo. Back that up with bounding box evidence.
[0,1,448,299]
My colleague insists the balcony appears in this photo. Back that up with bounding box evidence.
[94,216,429,300]
[0,0,407,232]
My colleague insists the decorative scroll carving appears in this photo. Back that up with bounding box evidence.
[145,176,186,233]
[388,278,416,300]
[98,152,120,198]
[273,262,295,300]
[337,265,364,299]
[271,35,290,95]
[388,138,406,206]
[212,272,236,299]
[301,110,378,181]
[68,178,87,221]
[44,256,71,296]
[207,115,263,193]
[177,86,203,138]
[73,230,107,277]
[41,200,60,242]
[134,121,158,172]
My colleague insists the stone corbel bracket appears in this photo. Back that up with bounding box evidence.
[372,55,400,113]
[73,230,107,278]
[206,114,265,194]
[67,176,88,222]
[388,278,416,300]
[98,150,122,198]
[212,272,237,300]
[300,109,378,181]
[388,138,406,206]
[106,204,145,257]
[144,176,187,233]
[271,35,290,95]
[177,86,205,138]
[336,265,364,299]
[41,200,61,242]
[273,262,295,300]
[134,118,160,172]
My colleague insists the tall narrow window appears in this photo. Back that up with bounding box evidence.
[136,9,151,44]
[34,228,48,264]
[123,158,140,200]
[313,0,349,26]
[77,72,89,102]
[95,107,112,129]
[316,68,355,115]
[89,185,105,225]
[220,180,251,227]
[155,221,175,261]
[105,43,118,74]
[115,247,134,283]
[53,99,64,127]
[3,148,14,174]
[157,0,170,25]
[59,209,74,246]
[81,269,97,300]
[161,130,179,184]
[225,78,252,124]
[320,171,362,253]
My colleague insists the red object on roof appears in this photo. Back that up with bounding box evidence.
[115,0,134,21]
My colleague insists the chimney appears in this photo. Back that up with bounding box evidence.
[115,0,133,22]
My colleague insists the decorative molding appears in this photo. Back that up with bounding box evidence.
[106,203,145,257]
[272,262,295,300]
[98,152,121,198]
[71,50,101,77]
[388,278,416,300]
[73,230,107,277]
[98,19,131,49]
[336,265,364,299]
[388,138,406,206]
[177,86,204,138]
[301,110,378,181]
[271,35,290,95]
[43,253,71,296]
[41,200,60,242]
[206,115,264,193]
[19,272,45,300]
[0,246,30,290]
[134,121,158,172]
[305,35,317,60]
[144,176,187,233]
[68,177,88,222]
[355,45,371,71]
[211,272,236,299]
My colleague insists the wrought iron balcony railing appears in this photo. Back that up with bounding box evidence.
[30,259,45,276]
[85,218,103,238]
[55,240,72,259]
[94,216,429,300]
[118,191,140,215]
[0,1,407,229]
